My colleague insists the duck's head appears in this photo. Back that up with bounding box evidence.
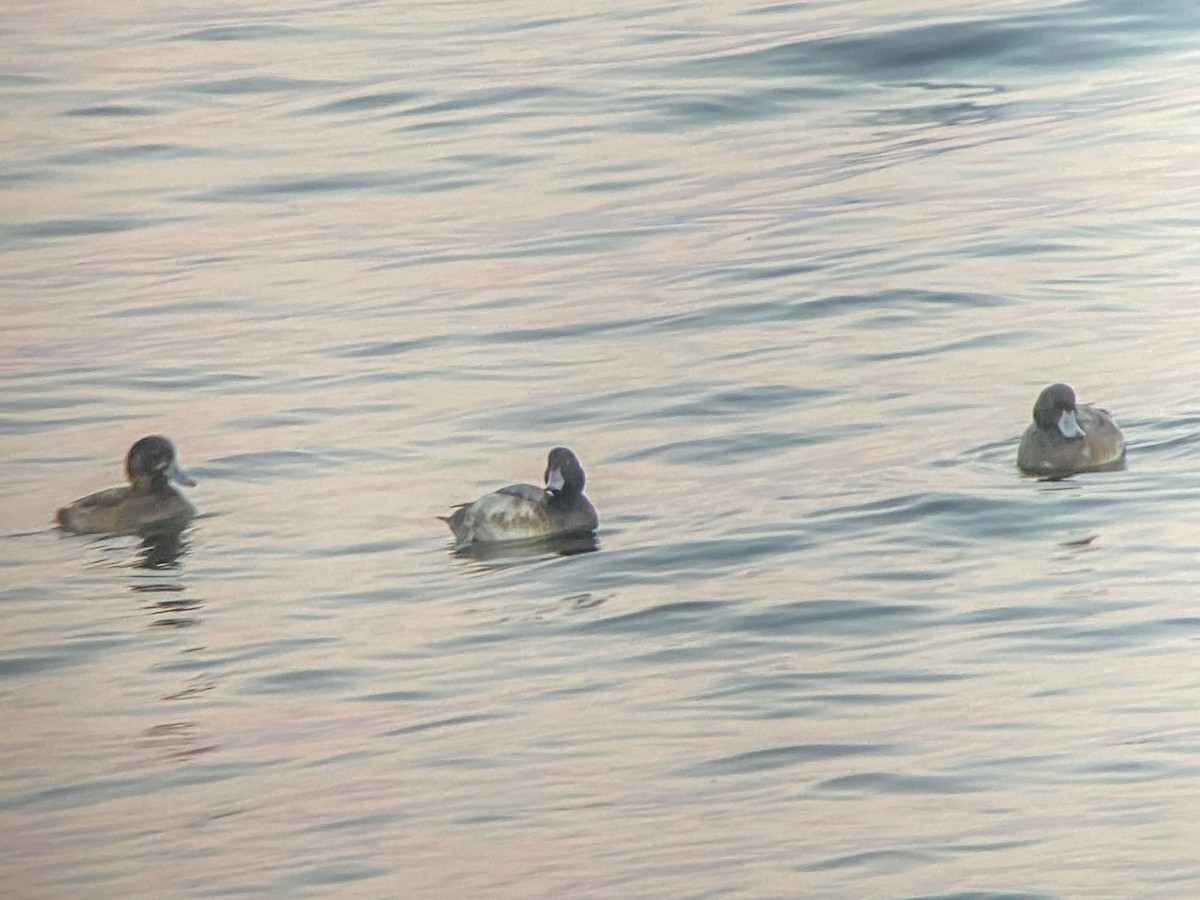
[544,447,585,498]
[1032,383,1085,439]
[127,435,196,489]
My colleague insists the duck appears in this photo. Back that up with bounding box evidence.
[440,447,598,547]
[1017,383,1126,477]
[56,435,197,535]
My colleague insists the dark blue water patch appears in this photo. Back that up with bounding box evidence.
[0,393,95,415]
[564,174,671,194]
[731,599,934,637]
[955,436,1021,470]
[471,12,592,35]
[317,539,408,558]
[354,689,436,704]
[187,169,484,202]
[573,599,733,636]
[763,687,949,712]
[298,89,424,116]
[277,366,528,393]
[905,893,1055,900]
[421,754,508,771]
[373,226,673,271]
[936,840,1043,857]
[796,847,934,874]
[456,811,517,826]
[300,749,382,770]
[679,6,1171,87]
[327,336,449,359]
[0,72,53,87]
[609,429,858,465]
[0,167,54,186]
[862,86,1014,129]
[702,668,967,705]
[50,143,207,166]
[203,449,347,482]
[537,679,619,701]
[805,489,1095,544]
[1071,758,1200,784]
[563,533,811,592]
[221,411,318,429]
[100,298,247,319]
[520,121,601,142]
[297,811,401,834]
[518,291,1012,345]
[270,860,392,891]
[227,402,411,432]
[624,88,793,130]
[181,76,335,95]
[441,151,540,170]
[470,376,834,430]
[152,636,338,672]
[984,613,1200,658]
[815,770,988,795]
[963,238,1083,259]
[382,712,500,738]
[10,216,158,239]
[115,369,260,393]
[241,666,370,695]
[856,567,949,587]
[171,24,312,42]
[659,384,835,420]
[849,331,1030,365]
[615,641,758,668]
[422,628,523,657]
[0,583,58,604]
[678,742,890,778]
[1125,416,1200,460]
[392,84,586,120]
[0,759,282,813]
[465,295,679,342]
[702,261,823,285]
[691,677,956,720]
[62,104,161,118]
[0,647,101,680]
[955,603,1075,627]
[396,111,532,134]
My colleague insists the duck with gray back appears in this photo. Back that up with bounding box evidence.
[440,447,598,547]
[1017,383,1125,477]
[57,435,197,535]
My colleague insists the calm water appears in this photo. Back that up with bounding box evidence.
[4,0,1200,896]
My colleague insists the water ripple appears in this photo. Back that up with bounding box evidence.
[679,742,891,777]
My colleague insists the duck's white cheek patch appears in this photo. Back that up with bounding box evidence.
[1057,410,1085,438]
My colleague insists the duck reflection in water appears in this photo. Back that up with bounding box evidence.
[450,530,600,562]
[136,528,189,570]
[130,531,201,626]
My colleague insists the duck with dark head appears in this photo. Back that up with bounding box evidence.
[440,447,598,548]
[1017,384,1125,478]
[57,435,197,536]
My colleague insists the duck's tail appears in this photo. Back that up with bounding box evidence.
[437,505,471,542]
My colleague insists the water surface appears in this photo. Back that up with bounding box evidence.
[4,0,1200,896]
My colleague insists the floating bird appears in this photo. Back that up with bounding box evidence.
[440,447,598,547]
[1017,383,1125,477]
[57,435,196,535]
